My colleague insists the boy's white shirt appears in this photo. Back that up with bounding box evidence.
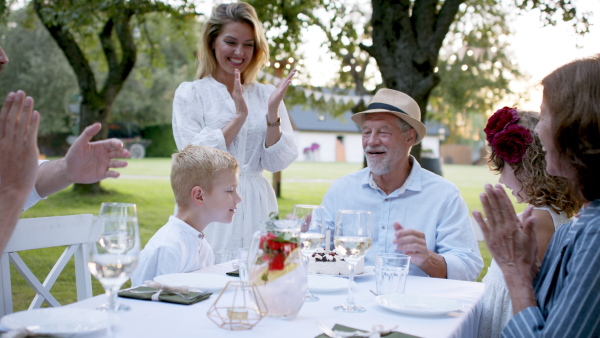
[131,215,214,286]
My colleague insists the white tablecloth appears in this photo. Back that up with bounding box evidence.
[35,261,486,337]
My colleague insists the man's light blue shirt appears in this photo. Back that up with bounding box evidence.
[321,157,483,281]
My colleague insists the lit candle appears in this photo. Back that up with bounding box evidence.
[227,307,248,320]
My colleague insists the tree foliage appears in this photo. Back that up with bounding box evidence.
[19,0,199,193]
[249,0,590,161]
[0,7,77,136]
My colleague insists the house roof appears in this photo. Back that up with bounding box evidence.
[289,104,447,136]
[288,105,361,133]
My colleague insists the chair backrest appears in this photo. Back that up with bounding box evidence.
[470,216,485,242]
[0,214,94,317]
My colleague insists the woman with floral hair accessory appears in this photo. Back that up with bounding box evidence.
[478,107,582,337]
[474,54,600,337]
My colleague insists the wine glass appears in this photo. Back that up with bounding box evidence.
[292,204,325,302]
[87,202,140,312]
[333,210,372,313]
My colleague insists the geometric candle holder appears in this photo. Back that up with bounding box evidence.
[207,281,268,330]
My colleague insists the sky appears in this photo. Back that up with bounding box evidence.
[506,1,600,110]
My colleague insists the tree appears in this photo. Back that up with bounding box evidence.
[28,0,198,193]
[0,7,77,136]
[249,0,590,161]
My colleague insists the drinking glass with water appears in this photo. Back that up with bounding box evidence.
[375,253,410,296]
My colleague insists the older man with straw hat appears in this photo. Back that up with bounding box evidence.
[320,88,482,281]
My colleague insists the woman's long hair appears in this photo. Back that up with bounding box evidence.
[488,111,582,217]
[196,2,269,84]
[542,54,600,202]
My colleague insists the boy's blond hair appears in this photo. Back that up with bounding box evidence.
[171,145,239,206]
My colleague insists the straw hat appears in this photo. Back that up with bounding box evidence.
[351,88,427,145]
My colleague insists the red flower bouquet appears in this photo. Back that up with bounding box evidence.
[259,232,299,271]
[485,107,533,164]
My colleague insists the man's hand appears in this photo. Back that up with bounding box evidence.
[393,222,447,278]
[34,122,130,198]
[63,122,130,184]
[0,90,40,252]
[0,91,39,196]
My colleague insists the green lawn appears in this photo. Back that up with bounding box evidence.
[11,160,520,311]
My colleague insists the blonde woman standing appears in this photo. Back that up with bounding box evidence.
[172,3,298,263]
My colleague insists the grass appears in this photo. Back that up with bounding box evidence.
[11,160,523,312]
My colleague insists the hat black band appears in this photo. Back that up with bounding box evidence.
[367,102,408,116]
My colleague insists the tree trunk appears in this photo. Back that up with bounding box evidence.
[34,1,137,194]
[363,0,464,165]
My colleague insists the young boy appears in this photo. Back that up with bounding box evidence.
[131,145,241,286]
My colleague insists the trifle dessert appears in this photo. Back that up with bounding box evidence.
[308,248,365,275]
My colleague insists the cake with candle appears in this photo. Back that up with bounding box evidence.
[307,248,365,275]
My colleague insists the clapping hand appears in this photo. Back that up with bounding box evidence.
[268,69,297,116]
[232,69,248,119]
[473,184,539,280]
[0,91,39,196]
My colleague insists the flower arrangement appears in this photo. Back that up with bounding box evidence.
[484,106,534,164]
[252,214,301,283]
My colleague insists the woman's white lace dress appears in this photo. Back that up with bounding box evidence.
[478,206,571,337]
[172,75,298,263]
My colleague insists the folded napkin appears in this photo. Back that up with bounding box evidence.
[315,324,421,338]
[226,269,240,277]
[118,286,211,305]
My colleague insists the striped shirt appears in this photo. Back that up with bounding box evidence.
[503,199,600,337]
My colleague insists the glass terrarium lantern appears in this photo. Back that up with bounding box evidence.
[207,281,267,330]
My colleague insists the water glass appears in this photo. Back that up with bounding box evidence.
[375,253,410,295]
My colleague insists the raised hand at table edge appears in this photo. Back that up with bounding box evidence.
[0,90,40,253]
[472,184,539,314]
[0,91,39,197]
[473,184,539,280]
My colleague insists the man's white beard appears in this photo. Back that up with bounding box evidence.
[365,146,391,175]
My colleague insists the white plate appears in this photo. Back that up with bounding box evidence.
[308,275,349,293]
[1,308,111,336]
[375,294,464,316]
[310,266,375,279]
[154,273,235,292]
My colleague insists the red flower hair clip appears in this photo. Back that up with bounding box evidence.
[484,107,534,164]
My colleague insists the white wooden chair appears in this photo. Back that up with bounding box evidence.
[0,214,94,317]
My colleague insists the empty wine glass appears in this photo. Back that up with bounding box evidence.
[333,210,372,313]
[87,202,140,312]
[292,204,325,302]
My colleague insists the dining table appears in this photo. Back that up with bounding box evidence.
[7,261,486,337]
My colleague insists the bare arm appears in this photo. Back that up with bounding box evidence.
[0,91,40,252]
[265,69,296,148]
[34,122,129,198]
[393,222,447,278]
[473,184,539,314]
[530,208,555,262]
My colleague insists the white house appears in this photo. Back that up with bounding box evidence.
[289,106,363,163]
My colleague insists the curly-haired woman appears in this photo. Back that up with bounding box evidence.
[478,108,582,337]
